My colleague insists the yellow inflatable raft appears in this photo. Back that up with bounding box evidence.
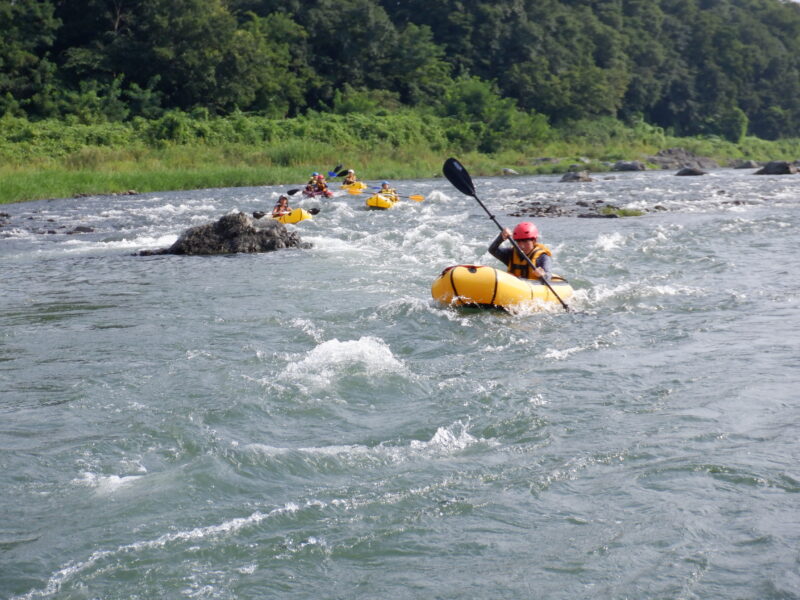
[431,265,574,310]
[342,181,367,192]
[365,193,398,210]
[273,207,313,224]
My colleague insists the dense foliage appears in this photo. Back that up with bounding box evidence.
[2,0,800,141]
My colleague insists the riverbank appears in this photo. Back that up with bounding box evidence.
[2,113,799,205]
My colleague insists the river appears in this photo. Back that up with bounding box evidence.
[2,167,799,599]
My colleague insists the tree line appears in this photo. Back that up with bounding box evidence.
[2,0,800,142]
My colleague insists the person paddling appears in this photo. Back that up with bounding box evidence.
[272,195,292,217]
[378,181,398,201]
[343,169,358,185]
[313,174,330,195]
[489,221,552,280]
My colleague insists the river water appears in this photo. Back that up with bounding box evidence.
[2,168,799,599]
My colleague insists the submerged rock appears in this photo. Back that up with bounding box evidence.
[647,148,719,170]
[755,161,798,175]
[560,170,593,182]
[67,225,95,234]
[612,160,646,171]
[675,167,707,176]
[138,211,309,256]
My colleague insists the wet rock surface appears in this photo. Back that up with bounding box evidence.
[755,161,798,175]
[646,148,719,170]
[137,212,310,256]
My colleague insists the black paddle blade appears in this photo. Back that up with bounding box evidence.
[287,188,301,195]
[308,207,321,215]
[336,169,349,177]
[443,157,476,197]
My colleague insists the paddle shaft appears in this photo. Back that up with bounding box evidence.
[346,188,423,201]
[478,194,569,311]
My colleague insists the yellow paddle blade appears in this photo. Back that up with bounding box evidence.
[409,194,424,202]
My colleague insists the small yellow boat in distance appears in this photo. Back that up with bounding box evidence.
[342,181,367,192]
[365,193,398,210]
[431,264,574,310]
[272,207,313,224]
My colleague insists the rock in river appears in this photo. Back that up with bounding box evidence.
[138,212,309,256]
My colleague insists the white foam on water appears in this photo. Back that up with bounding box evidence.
[288,317,326,344]
[594,232,627,251]
[367,295,441,322]
[72,472,143,495]
[245,442,370,460]
[408,420,483,456]
[588,280,704,305]
[541,330,619,360]
[13,505,298,600]
[424,190,452,203]
[0,227,37,240]
[243,420,483,470]
[397,226,469,265]
[283,336,406,388]
[142,202,218,217]
[506,298,569,316]
[541,346,584,360]
[301,234,364,255]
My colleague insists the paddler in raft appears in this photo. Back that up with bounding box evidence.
[378,180,398,202]
[272,195,292,217]
[489,221,552,280]
[304,172,319,192]
[309,173,332,197]
[342,169,358,185]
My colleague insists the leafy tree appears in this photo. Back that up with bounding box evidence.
[715,106,748,143]
[437,75,549,152]
[0,0,60,117]
[5,0,800,138]
[295,0,399,107]
[330,85,402,114]
[386,23,452,106]
[215,12,311,116]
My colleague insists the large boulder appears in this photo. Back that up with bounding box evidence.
[732,159,761,169]
[612,160,646,171]
[755,161,798,175]
[675,167,707,176]
[647,148,719,170]
[139,212,309,256]
[560,170,593,182]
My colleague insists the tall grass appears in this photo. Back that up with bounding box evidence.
[1,112,798,204]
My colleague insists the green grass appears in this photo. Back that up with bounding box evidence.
[2,114,798,205]
[600,206,646,217]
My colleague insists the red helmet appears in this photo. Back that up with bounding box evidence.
[512,221,539,240]
[316,174,325,179]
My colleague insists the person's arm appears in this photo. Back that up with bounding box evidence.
[536,253,552,280]
[488,232,512,264]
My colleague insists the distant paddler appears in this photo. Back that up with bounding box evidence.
[272,195,292,218]
[269,194,319,224]
[342,169,358,186]
[378,181,398,202]
[304,173,333,198]
[341,169,367,191]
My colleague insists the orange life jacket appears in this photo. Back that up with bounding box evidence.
[507,243,552,279]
